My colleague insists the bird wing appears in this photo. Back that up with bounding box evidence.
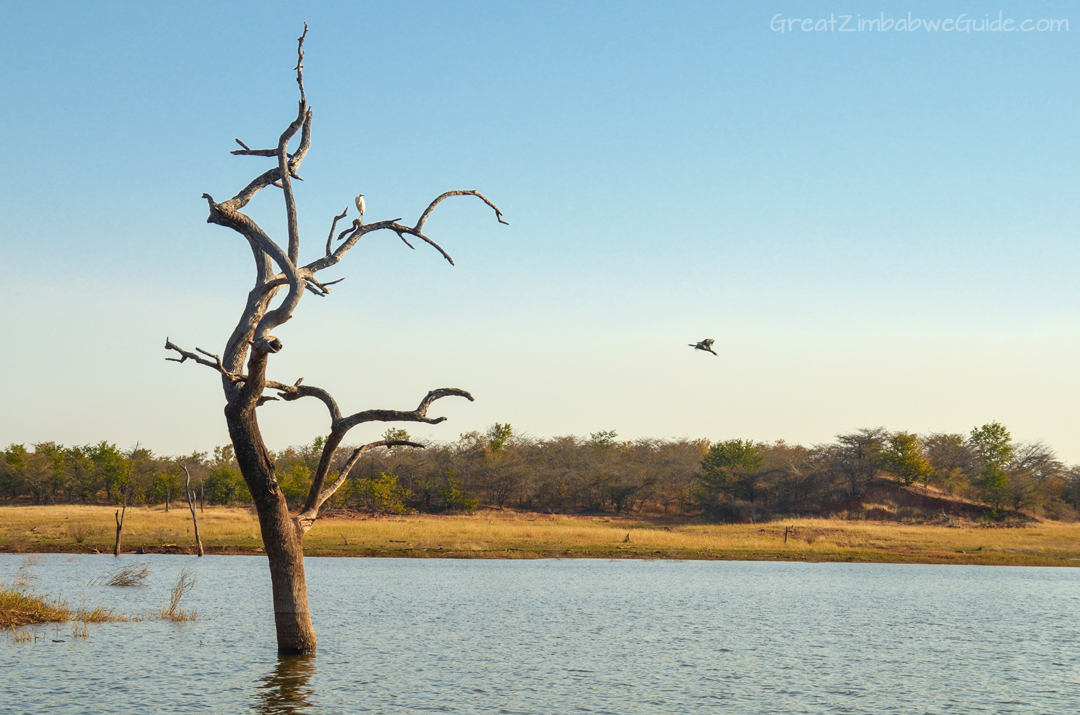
[703,339,714,348]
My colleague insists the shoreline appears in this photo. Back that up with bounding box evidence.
[3,505,1079,567]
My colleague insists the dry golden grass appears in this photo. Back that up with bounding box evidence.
[2,505,1079,566]
[0,584,136,630]
[0,505,263,555]
[0,587,70,628]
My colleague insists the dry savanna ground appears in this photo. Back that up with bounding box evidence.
[2,505,1079,566]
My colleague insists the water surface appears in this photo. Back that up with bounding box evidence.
[2,554,1078,713]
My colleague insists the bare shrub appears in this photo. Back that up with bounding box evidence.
[5,534,30,552]
[90,562,150,587]
[67,523,94,543]
[8,626,36,643]
[161,568,197,621]
[152,528,176,543]
[13,555,42,588]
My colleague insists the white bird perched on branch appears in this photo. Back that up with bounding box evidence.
[690,338,717,356]
[354,194,365,223]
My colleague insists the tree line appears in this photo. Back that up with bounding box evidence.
[3,422,1079,520]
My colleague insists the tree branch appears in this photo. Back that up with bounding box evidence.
[270,379,343,422]
[294,439,424,533]
[325,207,349,256]
[292,388,472,527]
[337,388,474,431]
[416,190,509,232]
[304,188,508,275]
[164,338,243,383]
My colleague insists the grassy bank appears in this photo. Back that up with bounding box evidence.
[1,505,1079,566]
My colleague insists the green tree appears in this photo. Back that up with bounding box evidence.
[882,432,934,486]
[0,444,29,499]
[414,470,478,513]
[88,442,129,504]
[65,446,97,503]
[151,464,184,510]
[355,471,413,514]
[381,428,412,454]
[204,446,250,505]
[698,439,764,508]
[970,422,1013,468]
[970,422,1013,508]
[299,436,327,473]
[279,463,313,507]
[382,428,410,443]
[487,423,513,453]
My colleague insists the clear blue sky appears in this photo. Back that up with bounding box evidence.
[2,1,1078,460]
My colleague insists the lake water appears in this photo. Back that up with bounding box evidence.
[2,554,1078,713]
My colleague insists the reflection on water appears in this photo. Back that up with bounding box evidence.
[255,654,317,714]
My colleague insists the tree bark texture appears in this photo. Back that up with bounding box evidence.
[226,400,316,653]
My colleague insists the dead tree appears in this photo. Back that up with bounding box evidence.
[164,26,506,653]
[113,501,126,557]
[180,462,204,557]
[113,469,132,557]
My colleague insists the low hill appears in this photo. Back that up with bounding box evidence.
[820,478,1031,523]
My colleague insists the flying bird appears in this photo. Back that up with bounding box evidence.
[354,194,365,221]
[690,338,717,356]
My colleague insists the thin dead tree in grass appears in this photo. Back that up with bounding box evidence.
[114,454,134,557]
[180,462,205,557]
[164,26,506,653]
[112,504,125,557]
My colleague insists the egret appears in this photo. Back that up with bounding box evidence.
[354,194,365,221]
[689,339,717,356]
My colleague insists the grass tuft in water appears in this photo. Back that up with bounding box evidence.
[0,586,70,628]
[160,567,197,621]
[90,562,150,587]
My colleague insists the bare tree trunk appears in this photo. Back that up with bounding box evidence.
[200,480,204,513]
[113,500,126,557]
[165,488,170,512]
[181,463,204,557]
[227,404,315,653]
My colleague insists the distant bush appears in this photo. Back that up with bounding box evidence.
[412,471,478,513]
[355,472,413,515]
[203,463,250,505]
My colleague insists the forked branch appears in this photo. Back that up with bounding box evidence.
[307,190,508,272]
[296,388,474,528]
[294,439,424,533]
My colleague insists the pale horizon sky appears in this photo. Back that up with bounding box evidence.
[2,2,1078,460]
